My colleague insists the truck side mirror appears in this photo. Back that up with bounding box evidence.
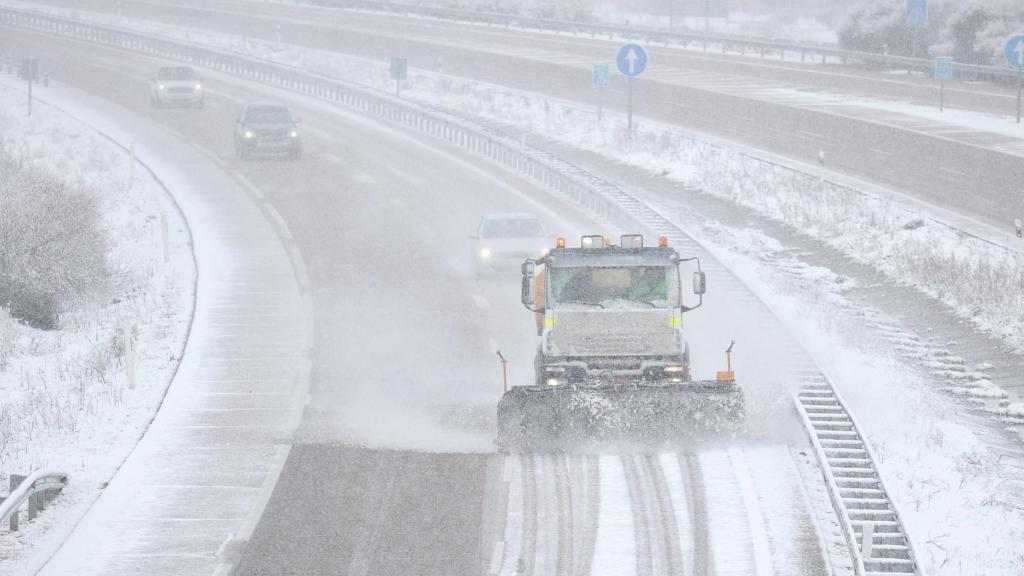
[522,261,536,308]
[693,271,706,295]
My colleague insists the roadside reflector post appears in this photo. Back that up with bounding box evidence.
[9,475,24,531]
[496,351,509,393]
[160,212,170,263]
[861,521,876,560]
[1015,217,1022,239]
[123,322,137,390]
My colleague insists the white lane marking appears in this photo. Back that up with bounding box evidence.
[263,203,294,240]
[730,448,775,576]
[191,142,227,167]
[489,541,506,576]
[472,293,490,309]
[660,453,694,576]
[230,169,265,201]
[287,242,310,290]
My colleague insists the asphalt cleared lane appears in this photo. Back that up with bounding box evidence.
[0,28,833,575]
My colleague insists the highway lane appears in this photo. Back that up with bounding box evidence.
[1,27,834,575]
[21,0,1024,234]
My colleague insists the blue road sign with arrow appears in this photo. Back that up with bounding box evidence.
[1006,35,1024,70]
[617,44,648,77]
[906,0,927,28]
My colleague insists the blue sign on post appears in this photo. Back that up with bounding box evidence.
[906,0,927,28]
[616,44,648,77]
[1006,35,1024,69]
[592,64,609,87]
[934,57,953,80]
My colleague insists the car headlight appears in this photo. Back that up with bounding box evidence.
[158,84,165,91]
[243,130,254,139]
[289,130,299,138]
[194,83,203,91]
[479,248,493,259]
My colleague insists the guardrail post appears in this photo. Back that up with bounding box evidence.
[9,475,24,531]
[27,491,37,521]
[860,521,875,560]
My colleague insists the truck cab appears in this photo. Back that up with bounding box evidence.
[522,234,706,386]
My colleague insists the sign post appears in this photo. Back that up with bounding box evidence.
[1005,35,1024,123]
[592,63,609,120]
[19,58,38,117]
[390,57,407,98]
[906,0,928,59]
[934,56,953,112]
[616,44,648,137]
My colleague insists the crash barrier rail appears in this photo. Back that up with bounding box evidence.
[794,382,920,575]
[0,471,69,531]
[0,10,917,570]
[301,0,1021,85]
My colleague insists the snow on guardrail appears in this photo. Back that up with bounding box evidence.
[0,470,69,532]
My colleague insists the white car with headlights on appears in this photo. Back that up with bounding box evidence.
[149,66,205,108]
[470,214,548,277]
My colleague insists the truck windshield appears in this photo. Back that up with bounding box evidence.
[157,67,197,80]
[245,107,293,124]
[549,266,678,309]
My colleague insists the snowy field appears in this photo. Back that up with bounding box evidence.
[0,81,194,568]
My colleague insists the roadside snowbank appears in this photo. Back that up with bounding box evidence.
[0,83,194,569]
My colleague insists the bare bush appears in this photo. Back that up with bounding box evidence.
[0,140,109,329]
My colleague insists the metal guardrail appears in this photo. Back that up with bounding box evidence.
[302,0,1021,85]
[794,383,920,575]
[0,471,69,531]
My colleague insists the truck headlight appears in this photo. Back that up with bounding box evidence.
[664,366,685,373]
[243,130,254,139]
[539,247,550,257]
[289,130,299,138]
[194,83,203,91]
[479,248,493,259]
[158,84,165,91]
[546,378,563,386]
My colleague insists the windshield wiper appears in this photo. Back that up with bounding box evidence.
[604,297,657,308]
[558,300,605,309]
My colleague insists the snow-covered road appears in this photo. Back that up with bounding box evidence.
[0,24,851,575]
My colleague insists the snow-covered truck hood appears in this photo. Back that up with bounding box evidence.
[544,309,681,357]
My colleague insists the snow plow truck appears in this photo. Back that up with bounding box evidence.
[496,234,744,450]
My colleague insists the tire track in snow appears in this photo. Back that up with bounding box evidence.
[553,455,574,576]
[519,454,538,576]
[644,454,684,576]
[621,455,653,576]
[683,452,711,576]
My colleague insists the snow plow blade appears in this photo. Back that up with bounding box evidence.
[495,380,744,451]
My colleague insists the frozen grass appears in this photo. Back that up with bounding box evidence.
[0,84,194,567]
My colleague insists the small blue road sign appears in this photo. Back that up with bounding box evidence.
[906,0,927,28]
[616,44,648,77]
[934,57,953,80]
[1006,35,1024,70]
[592,63,609,87]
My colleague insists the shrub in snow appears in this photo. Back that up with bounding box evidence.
[839,0,948,57]
[0,141,109,329]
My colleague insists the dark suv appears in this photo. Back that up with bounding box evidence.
[234,103,302,160]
